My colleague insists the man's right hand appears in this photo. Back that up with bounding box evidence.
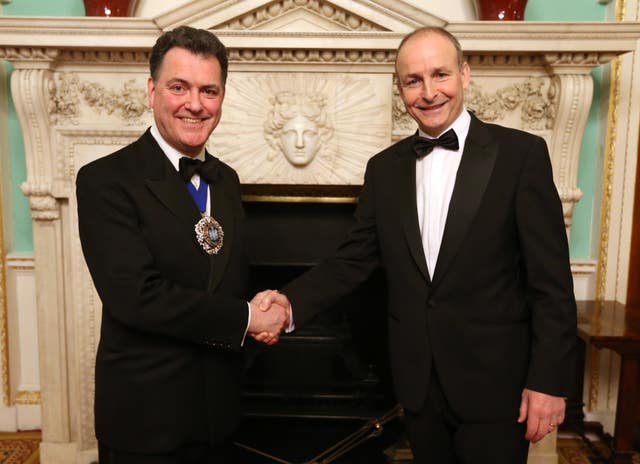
[247,290,291,345]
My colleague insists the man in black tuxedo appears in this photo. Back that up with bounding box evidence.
[260,27,577,463]
[76,26,288,464]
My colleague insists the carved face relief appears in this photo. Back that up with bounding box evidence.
[264,91,332,168]
[280,114,321,166]
[211,73,390,185]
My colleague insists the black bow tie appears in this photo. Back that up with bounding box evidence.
[178,156,218,184]
[413,129,459,158]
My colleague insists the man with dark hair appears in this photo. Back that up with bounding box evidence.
[77,26,288,463]
[260,26,577,463]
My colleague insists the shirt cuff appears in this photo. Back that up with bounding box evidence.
[241,301,251,346]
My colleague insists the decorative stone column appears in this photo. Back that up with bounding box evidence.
[7,51,75,462]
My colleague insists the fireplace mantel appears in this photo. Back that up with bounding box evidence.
[1,5,640,463]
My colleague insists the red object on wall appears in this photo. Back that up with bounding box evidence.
[474,0,528,20]
[83,0,134,17]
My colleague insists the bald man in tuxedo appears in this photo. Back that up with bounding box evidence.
[259,26,577,463]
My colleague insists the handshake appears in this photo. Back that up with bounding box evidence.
[247,290,291,345]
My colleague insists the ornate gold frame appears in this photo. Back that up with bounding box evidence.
[588,0,626,411]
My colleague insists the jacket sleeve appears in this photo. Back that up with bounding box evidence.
[516,136,577,397]
[283,159,382,328]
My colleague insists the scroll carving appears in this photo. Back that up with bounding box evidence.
[0,47,58,63]
[543,52,618,67]
[20,183,59,221]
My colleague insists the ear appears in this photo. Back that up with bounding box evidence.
[461,62,471,89]
[147,76,156,108]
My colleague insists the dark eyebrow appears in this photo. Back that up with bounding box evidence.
[432,66,452,74]
[203,84,222,92]
[403,72,422,80]
[167,78,189,86]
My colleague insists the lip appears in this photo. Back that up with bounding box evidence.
[415,100,447,112]
[178,116,208,124]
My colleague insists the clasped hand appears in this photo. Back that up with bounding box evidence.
[247,290,291,346]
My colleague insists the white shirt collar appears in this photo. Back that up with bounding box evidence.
[149,124,206,171]
[418,108,471,145]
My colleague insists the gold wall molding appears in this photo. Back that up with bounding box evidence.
[0,179,9,408]
[0,55,11,409]
[595,57,621,305]
[587,0,626,413]
[14,390,40,405]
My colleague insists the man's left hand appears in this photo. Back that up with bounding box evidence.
[517,388,566,443]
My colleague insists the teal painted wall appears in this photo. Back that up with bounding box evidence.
[526,0,608,21]
[526,0,609,258]
[1,0,609,258]
[2,0,85,253]
[3,0,84,16]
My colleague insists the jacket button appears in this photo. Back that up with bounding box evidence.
[427,299,435,308]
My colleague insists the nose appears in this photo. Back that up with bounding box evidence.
[420,80,438,101]
[295,130,305,148]
[184,89,202,112]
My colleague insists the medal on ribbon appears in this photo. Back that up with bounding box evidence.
[195,215,224,255]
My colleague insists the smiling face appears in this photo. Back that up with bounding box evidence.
[147,46,225,158]
[280,114,321,166]
[396,31,470,137]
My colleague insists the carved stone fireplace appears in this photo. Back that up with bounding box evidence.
[1,1,640,463]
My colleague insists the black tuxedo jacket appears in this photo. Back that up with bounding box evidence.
[77,129,249,453]
[284,113,577,422]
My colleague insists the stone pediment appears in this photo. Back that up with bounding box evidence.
[154,0,445,33]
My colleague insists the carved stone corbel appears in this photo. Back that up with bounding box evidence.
[542,53,613,232]
[20,183,59,221]
[10,65,60,220]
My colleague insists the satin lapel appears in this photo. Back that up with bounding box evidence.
[143,136,201,229]
[431,115,497,288]
[207,163,234,292]
[396,142,429,282]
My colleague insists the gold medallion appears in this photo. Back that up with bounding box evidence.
[195,215,224,255]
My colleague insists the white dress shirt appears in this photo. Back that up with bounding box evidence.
[416,110,471,278]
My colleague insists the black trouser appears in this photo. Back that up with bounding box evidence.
[404,371,529,464]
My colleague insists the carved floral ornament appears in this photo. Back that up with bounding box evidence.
[393,77,556,136]
[48,73,150,125]
[465,77,556,130]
